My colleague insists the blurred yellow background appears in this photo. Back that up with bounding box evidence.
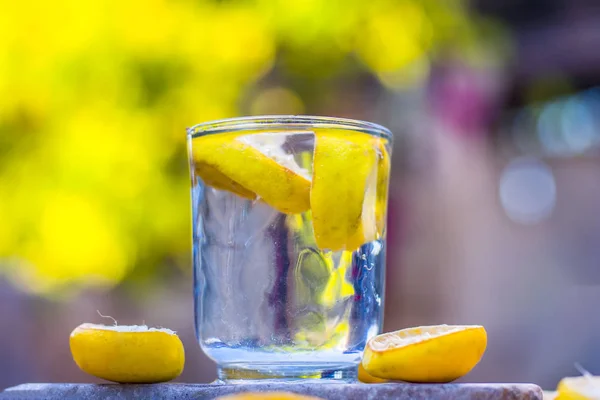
[2,0,600,392]
[0,0,492,295]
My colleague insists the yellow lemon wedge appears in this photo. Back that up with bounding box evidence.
[69,323,185,383]
[310,130,380,251]
[191,131,311,214]
[362,324,487,383]
[375,139,391,237]
[194,162,257,200]
[556,376,600,399]
[358,362,389,383]
[216,392,324,400]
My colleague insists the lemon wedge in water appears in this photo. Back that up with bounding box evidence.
[191,131,311,214]
[375,139,391,237]
[362,325,487,383]
[191,128,390,250]
[311,129,380,251]
[70,323,185,383]
[194,161,257,200]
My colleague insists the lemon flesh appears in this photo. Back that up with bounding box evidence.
[362,324,487,383]
[191,131,311,214]
[216,392,324,400]
[311,130,380,251]
[70,323,185,383]
[557,376,600,399]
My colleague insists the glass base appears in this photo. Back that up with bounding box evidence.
[216,363,358,383]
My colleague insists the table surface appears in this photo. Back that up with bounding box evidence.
[0,382,544,400]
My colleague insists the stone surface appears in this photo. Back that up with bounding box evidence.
[0,382,543,400]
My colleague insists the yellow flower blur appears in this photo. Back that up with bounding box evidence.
[0,0,499,296]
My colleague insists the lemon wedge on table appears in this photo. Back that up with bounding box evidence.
[358,362,389,383]
[216,393,324,400]
[69,323,185,383]
[191,131,311,214]
[556,376,600,399]
[362,324,487,383]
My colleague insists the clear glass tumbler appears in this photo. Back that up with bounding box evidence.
[187,116,392,382]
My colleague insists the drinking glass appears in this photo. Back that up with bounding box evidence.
[187,116,392,382]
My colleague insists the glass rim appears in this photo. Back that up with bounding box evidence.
[187,115,392,140]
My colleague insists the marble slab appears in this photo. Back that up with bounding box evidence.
[0,382,544,400]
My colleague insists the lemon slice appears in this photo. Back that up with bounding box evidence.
[362,324,487,383]
[557,376,600,399]
[70,323,185,383]
[216,392,324,400]
[310,130,379,251]
[358,362,389,383]
[191,131,311,214]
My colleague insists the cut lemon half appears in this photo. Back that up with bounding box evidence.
[216,392,324,400]
[310,130,379,251]
[557,376,600,399]
[358,362,389,383]
[70,323,185,383]
[191,131,311,214]
[362,325,487,383]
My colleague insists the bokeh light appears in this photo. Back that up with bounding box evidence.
[499,157,556,225]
